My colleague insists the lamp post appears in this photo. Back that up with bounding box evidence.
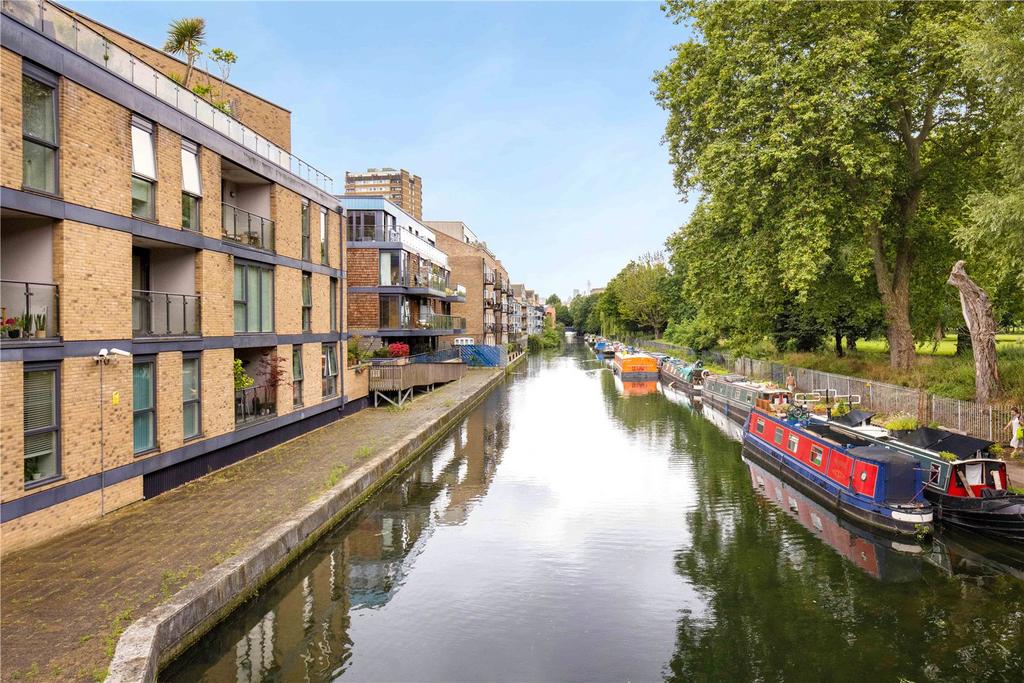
[93,348,131,516]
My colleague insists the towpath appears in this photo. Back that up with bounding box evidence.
[0,368,501,682]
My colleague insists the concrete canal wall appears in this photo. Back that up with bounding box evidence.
[107,361,523,682]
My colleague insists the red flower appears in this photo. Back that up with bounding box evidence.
[387,342,410,358]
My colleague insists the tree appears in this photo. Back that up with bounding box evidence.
[163,17,206,88]
[208,47,238,113]
[610,253,673,337]
[545,294,571,325]
[948,261,1001,403]
[654,1,999,370]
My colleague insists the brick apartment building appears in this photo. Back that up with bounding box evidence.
[0,1,363,551]
[341,196,467,353]
[425,221,514,347]
[344,168,422,221]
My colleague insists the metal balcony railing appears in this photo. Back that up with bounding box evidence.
[132,290,200,337]
[378,312,466,331]
[222,202,274,251]
[235,384,277,426]
[1,0,334,192]
[483,271,496,285]
[0,280,59,338]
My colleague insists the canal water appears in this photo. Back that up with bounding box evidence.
[165,344,1024,682]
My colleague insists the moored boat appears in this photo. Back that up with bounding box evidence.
[703,374,792,424]
[828,413,1024,541]
[742,407,933,536]
[660,358,707,399]
[613,350,659,380]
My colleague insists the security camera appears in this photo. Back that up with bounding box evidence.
[109,348,131,358]
[97,348,109,357]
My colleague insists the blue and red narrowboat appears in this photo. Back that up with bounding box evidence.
[742,408,933,536]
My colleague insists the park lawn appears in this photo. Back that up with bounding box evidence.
[855,334,1024,357]
[776,340,1024,405]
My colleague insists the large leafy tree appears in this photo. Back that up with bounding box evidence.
[654,1,998,369]
[608,253,673,337]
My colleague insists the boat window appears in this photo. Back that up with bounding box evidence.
[746,391,753,403]
[788,434,799,452]
[755,418,765,434]
[774,428,784,446]
[928,463,941,486]
[810,445,824,466]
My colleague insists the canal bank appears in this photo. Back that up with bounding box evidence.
[0,363,519,682]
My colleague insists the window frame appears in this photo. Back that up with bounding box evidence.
[755,418,765,434]
[180,139,202,231]
[301,200,311,261]
[292,345,304,407]
[22,362,61,488]
[301,271,313,332]
[133,357,157,455]
[182,353,202,441]
[233,261,275,333]
[810,444,825,467]
[321,343,338,397]
[21,65,60,196]
[787,434,799,453]
[131,116,157,220]
[773,427,784,446]
[320,207,329,264]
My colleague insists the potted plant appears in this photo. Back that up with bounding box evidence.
[16,314,31,339]
[2,318,17,339]
[388,342,410,364]
[33,313,47,338]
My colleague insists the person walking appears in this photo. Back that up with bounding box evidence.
[785,372,797,394]
[1005,407,1022,459]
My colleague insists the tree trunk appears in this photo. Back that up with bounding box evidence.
[954,326,972,357]
[846,335,857,352]
[947,261,1001,404]
[834,328,844,357]
[869,226,915,370]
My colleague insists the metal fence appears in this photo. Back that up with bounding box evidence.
[731,356,1013,442]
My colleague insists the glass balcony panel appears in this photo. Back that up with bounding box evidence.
[43,4,75,47]
[76,26,106,64]
[235,385,277,427]
[106,44,133,80]
[132,60,157,95]
[155,76,178,106]
[1,280,59,338]
[4,0,41,27]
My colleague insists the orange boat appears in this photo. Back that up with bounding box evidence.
[613,351,659,380]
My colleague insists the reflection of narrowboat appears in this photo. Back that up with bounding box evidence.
[742,408,933,536]
[613,374,660,397]
[832,414,1024,541]
[702,375,792,424]
[660,358,707,399]
[745,457,923,582]
[613,351,659,380]
[659,381,701,411]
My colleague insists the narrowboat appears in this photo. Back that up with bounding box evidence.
[829,413,1024,541]
[660,358,707,399]
[613,351,660,381]
[742,407,933,536]
[703,375,793,424]
[593,339,612,358]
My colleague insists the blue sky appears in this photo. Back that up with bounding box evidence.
[68,1,694,299]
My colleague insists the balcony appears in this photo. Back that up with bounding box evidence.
[132,290,199,337]
[234,347,279,427]
[0,280,59,339]
[421,314,466,331]
[379,309,466,332]
[222,202,274,251]
[483,270,496,285]
[235,384,277,427]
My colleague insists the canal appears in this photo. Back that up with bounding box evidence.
[165,344,1024,682]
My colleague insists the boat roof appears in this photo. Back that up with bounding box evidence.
[834,409,875,427]
[708,375,787,393]
[848,445,919,467]
[894,427,994,458]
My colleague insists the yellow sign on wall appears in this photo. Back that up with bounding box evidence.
[111,391,120,406]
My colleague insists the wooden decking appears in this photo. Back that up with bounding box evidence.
[369,361,467,405]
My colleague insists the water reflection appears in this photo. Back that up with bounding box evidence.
[167,346,1024,683]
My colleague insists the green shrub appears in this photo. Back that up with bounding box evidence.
[938,451,957,462]
[884,413,919,431]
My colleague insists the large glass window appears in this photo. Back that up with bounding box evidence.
[292,346,304,407]
[329,278,338,332]
[133,360,156,453]
[379,250,403,286]
[322,343,338,397]
[301,200,310,261]
[301,272,312,332]
[182,356,201,440]
[320,208,329,264]
[23,365,59,484]
[181,140,202,231]
[22,73,58,194]
[233,262,274,333]
[131,117,156,219]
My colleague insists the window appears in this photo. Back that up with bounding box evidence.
[301,200,310,261]
[133,359,156,453]
[22,71,58,194]
[322,343,338,397]
[928,463,941,486]
[23,365,59,484]
[329,277,338,332]
[320,208,329,264]
[181,140,202,231]
[292,346,304,407]
[773,428,784,446]
[810,445,825,467]
[755,418,765,434]
[301,272,312,332]
[131,117,156,219]
[788,434,799,453]
[182,355,201,440]
[233,262,274,333]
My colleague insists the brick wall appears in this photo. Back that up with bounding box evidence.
[348,247,379,287]
[271,184,302,261]
[154,124,182,227]
[74,14,292,152]
[155,351,183,455]
[201,348,235,439]
[348,292,379,330]
[197,250,234,336]
[199,146,223,238]
[1,49,21,189]
[61,80,132,215]
[275,266,302,335]
[54,221,132,340]
[302,342,322,406]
